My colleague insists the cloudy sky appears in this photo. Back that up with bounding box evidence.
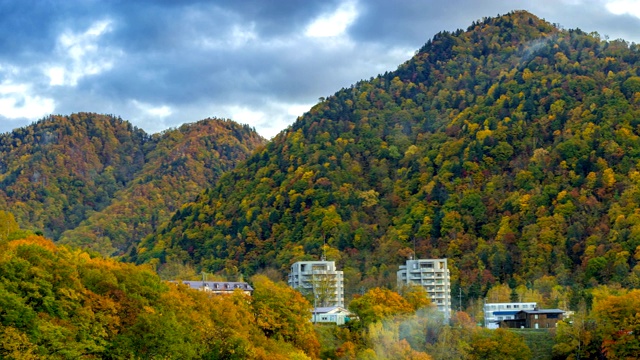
[1,0,639,138]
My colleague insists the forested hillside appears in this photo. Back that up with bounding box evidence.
[0,113,148,239]
[0,114,265,254]
[59,119,265,256]
[0,216,319,359]
[135,11,640,304]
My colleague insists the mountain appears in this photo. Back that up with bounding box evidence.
[134,11,640,301]
[59,118,266,256]
[0,113,265,255]
[0,113,148,239]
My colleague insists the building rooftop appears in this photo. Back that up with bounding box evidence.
[178,281,254,291]
[484,302,537,305]
[312,306,350,314]
[518,309,564,314]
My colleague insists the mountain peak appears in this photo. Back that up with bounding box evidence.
[135,10,640,299]
[416,10,557,62]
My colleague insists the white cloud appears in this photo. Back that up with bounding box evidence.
[47,66,65,86]
[286,103,313,118]
[46,19,119,86]
[0,81,55,119]
[605,0,640,18]
[131,100,173,118]
[305,0,359,37]
[215,101,314,139]
[225,105,267,126]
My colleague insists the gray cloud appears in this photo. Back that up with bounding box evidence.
[349,0,640,46]
[0,0,639,138]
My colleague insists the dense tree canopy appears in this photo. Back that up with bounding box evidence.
[0,232,318,359]
[136,11,640,306]
[0,113,148,239]
[0,114,264,256]
[59,118,265,256]
[4,10,640,359]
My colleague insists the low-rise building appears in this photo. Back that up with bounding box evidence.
[178,281,254,295]
[483,302,537,329]
[500,309,565,329]
[312,306,352,325]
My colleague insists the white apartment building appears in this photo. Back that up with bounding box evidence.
[397,258,451,319]
[288,260,344,307]
[483,302,538,329]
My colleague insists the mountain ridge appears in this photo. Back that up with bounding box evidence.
[134,11,640,304]
[0,113,266,254]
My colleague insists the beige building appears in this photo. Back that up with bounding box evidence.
[397,258,451,319]
[288,260,344,307]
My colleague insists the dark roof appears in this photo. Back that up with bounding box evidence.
[518,309,564,314]
[176,281,254,291]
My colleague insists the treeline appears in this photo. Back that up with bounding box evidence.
[135,10,640,308]
[2,211,638,358]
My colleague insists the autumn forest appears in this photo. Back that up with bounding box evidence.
[2,10,640,359]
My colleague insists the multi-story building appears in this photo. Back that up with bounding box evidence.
[397,258,451,319]
[483,302,537,329]
[288,260,344,307]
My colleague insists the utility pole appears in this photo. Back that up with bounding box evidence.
[459,287,462,312]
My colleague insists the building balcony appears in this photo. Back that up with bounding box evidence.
[298,270,336,275]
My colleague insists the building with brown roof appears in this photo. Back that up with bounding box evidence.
[500,308,564,329]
